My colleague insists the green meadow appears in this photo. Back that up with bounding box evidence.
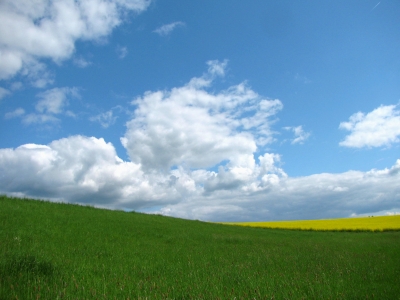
[1,196,399,299]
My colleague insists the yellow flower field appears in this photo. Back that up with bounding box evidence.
[224,215,400,232]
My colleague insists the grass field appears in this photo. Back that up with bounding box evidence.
[224,215,400,232]
[1,195,400,299]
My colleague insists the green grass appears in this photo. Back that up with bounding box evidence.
[1,195,399,299]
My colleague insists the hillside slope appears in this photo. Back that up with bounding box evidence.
[1,196,399,299]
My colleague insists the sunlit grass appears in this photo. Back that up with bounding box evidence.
[1,195,400,299]
[224,215,400,231]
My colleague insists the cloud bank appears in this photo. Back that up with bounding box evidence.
[0,134,398,221]
[0,61,399,221]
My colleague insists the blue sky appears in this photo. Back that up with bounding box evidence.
[0,0,399,221]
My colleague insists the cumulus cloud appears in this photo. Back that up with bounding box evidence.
[121,60,282,171]
[0,135,398,221]
[0,0,150,82]
[339,104,400,148]
[0,136,188,208]
[153,21,185,36]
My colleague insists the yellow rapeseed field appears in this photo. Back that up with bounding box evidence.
[224,215,400,232]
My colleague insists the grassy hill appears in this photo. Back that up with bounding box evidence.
[1,195,399,299]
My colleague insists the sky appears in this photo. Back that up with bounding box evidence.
[0,0,399,221]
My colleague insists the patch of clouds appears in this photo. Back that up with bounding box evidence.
[0,87,11,100]
[206,59,228,77]
[284,125,311,144]
[0,0,151,83]
[339,104,400,148]
[20,59,54,88]
[36,87,78,114]
[22,113,60,125]
[65,110,77,118]
[153,21,185,36]
[386,212,400,216]
[21,87,80,124]
[116,46,128,59]
[90,107,121,128]
[5,108,25,119]
[73,57,92,68]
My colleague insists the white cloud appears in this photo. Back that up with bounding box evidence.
[206,59,228,77]
[386,211,400,216]
[159,159,400,221]
[153,21,185,36]
[0,0,151,82]
[284,125,311,144]
[5,108,25,119]
[0,135,398,221]
[0,87,11,100]
[0,136,184,208]
[339,104,400,148]
[36,87,79,114]
[121,60,282,171]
